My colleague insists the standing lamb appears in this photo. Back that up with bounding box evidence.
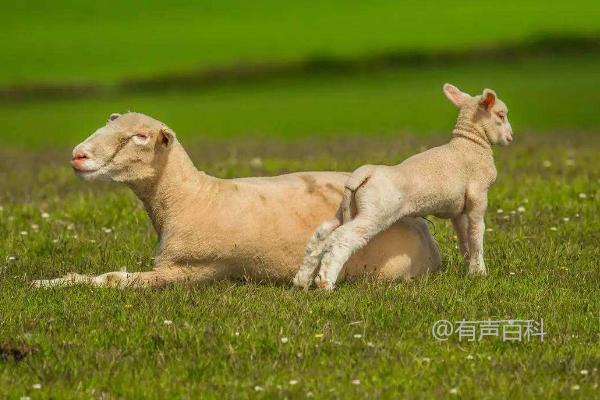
[294,84,513,290]
[33,112,440,288]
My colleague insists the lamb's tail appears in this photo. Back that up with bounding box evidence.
[341,165,375,223]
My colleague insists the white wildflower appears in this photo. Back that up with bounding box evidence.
[517,206,526,213]
[550,227,558,231]
[280,337,288,344]
[20,231,28,236]
[163,320,173,325]
[289,380,298,385]
[571,384,580,391]
[254,386,264,392]
[563,217,570,222]
[353,334,362,339]
[41,212,50,219]
[249,157,263,168]
[102,227,112,233]
[351,379,361,385]
[496,208,504,214]
[32,383,42,389]
[449,388,458,394]
[578,193,587,199]
[466,354,474,360]
[580,369,588,375]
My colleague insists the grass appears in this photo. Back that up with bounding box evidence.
[2,0,600,85]
[0,133,598,398]
[2,53,600,149]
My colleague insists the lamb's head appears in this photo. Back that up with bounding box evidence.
[443,83,513,146]
[70,112,176,183]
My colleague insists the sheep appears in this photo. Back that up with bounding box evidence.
[33,112,441,288]
[294,84,513,290]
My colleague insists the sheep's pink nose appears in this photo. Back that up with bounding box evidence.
[71,150,90,167]
[73,150,89,160]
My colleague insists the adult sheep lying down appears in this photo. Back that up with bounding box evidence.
[33,112,440,288]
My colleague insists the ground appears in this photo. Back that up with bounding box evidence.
[0,133,598,398]
[1,1,599,398]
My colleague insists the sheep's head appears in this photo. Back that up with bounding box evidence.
[70,112,175,183]
[443,83,513,146]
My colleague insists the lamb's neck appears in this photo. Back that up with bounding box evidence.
[129,142,211,235]
[450,109,493,156]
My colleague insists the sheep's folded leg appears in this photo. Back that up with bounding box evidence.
[32,265,225,289]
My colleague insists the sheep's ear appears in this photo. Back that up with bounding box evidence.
[159,127,175,147]
[108,113,121,122]
[443,83,470,107]
[480,89,496,110]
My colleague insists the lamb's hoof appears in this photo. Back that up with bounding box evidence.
[292,271,313,291]
[468,266,488,276]
[314,274,335,291]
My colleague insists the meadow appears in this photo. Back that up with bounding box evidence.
[1,1,599,398]
[0,133,598,398]
[3,0,600,85]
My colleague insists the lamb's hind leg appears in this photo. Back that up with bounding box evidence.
[315,210,399,290]
[293,217,341,290]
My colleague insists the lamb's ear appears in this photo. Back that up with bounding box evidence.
[480,89,497,110]
[159,127,175,147]
[108,113,121,122]
[443,83,470,107]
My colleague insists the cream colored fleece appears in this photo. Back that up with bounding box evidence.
[33,112,441,288]
[294,84,513,290]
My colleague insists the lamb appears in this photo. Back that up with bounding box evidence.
[293,84,513,290]
[33,112,441,288]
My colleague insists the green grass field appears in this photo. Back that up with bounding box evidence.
[0,134,598,398]
[1,1,599,398]
[2,0,600,85]
[3,53,600,148]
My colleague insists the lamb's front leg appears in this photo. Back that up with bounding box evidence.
[466,211,487,276]
[451,214,470,262]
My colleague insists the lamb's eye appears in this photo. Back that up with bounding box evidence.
[497,113,505,120]
[135,133,148,139]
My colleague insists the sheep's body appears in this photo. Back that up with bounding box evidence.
[33,113,440,288]
[294,84,513,290]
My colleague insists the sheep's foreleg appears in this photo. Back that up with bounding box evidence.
[32,265,225,288]
[293,217,341,290]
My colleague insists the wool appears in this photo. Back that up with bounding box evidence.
[294,84,513,290]
[34,112,441,288]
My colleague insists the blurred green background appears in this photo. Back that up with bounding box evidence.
[1,0,599,147]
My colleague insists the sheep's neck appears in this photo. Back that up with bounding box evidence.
[129,142,210,236]
[450,108,492,153]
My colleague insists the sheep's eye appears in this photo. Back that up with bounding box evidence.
[135,133,148,139]
[497,113,506,120]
